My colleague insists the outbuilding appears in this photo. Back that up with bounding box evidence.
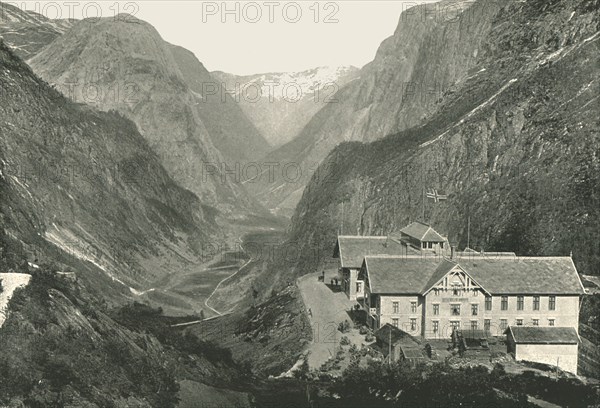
[505,326,579,374]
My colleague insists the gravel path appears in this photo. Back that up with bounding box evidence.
[297,268,365,369]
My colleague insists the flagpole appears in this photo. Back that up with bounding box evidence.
[467,215,471,249]
[422,187,425,222]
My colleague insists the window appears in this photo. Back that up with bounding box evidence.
[500,319,508,330]
[471,320,478,330]
[516,319,523,326]
[501,296,508,310]
[549,296,556,311]
[533,296,540,311]
[485,296,492,311]
[440,242,444,249]
[428,242,433,249]
[356,282,362,293]
[548,318,555,326]
[433,304,439,316]
[471,304,478,316]
[517,296,524,311]
[432,321,439,333]
[532,319,539,326]
[484,319,491,333]
[393,302,399,314]
[411,301,417,313]
[451,321,460,330]
[422,242,427,249]
[392,318,399,328]
[452,285,461,296]
[410,318,417,331]
[451,304,461,316]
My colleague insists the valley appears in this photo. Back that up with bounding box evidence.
[0,0,599,406]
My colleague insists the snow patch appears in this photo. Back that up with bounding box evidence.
[0,273,32,327]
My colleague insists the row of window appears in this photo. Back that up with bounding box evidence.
[430,318,556,333]
[495,295,556,311]
[390,296,557,315]
[392,317,418,331]
[392,301,418,314]
[391,317,557,333]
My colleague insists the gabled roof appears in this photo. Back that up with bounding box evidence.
[400,221,446,243]
[374,324,419,345]
[506,327,580,344]
[363,256,585,296]
[364,256,441,294]
[334,236,413,269]
[421,259,491,296]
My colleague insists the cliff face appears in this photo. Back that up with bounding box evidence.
[0,40,219,301]
[27,16,268,216]
[289,0,600,276]
[254,0,503,213]
[169,44,270,164]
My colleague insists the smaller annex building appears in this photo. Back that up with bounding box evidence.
[333,236,411,300]
[505,326,580,374]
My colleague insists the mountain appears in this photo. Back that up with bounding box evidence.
[24,15,269,216]
[0,2,73,59]
[251,0,504,214]
[287,0,600,277]
[0,38,222,309]
[169,44,270,163]
[212,66,359,147]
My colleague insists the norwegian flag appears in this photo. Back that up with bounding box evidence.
[426,189,448,203]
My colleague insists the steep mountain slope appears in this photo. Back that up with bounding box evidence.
[253,0,503,213]
[0,267,252,407]
[212,66,359,147]
[0,39,220,304]
[27,16,268,216]
[288,0,600,277]
[0,1,73,59]
[169,44,270,163]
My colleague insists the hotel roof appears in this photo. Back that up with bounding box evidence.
[363,256,585,295]
[334,236,414,269]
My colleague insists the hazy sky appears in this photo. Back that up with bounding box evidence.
[18,1,437,75]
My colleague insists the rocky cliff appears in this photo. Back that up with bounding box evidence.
[289,0,600,276]
[0,1,73,59]
[254,0,504,213]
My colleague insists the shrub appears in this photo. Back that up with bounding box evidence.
[338,320,350,333]
[340,336,351,346]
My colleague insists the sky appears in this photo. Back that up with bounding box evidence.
[17,1,437,75]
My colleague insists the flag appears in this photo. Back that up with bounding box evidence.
[426,189,448,203]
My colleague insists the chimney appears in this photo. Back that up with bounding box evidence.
[451,245,456,260]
